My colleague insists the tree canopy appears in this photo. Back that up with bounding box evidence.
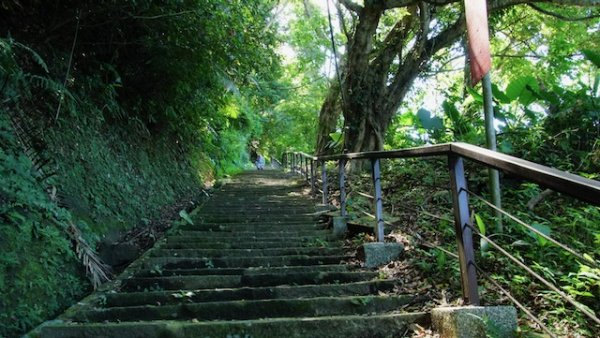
[313,0,600,155]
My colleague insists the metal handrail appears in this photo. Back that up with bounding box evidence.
[284,142,600,317]
[311,142,600,205]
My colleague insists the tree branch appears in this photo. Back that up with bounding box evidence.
[383,0,600,10]
[335,1,353,42]
[492,0,600,9]
[528,3,600,21]
[339,0,363,13]
[129,10,197,20]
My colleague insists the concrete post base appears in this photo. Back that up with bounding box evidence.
[431,306,517,338]
[332,216,347,238]
[363,242,403,268]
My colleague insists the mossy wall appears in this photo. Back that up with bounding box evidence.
[0,111,208,337]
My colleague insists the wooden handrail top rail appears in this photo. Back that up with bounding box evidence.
[292,151,318,161]
[289,142,600,206]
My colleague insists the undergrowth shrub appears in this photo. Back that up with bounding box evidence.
[46,114,203,240]
[0,113,86,337]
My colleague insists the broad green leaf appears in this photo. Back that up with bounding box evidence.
[466,86,483,103]
[442,100,460,123]
[582,49,600,68]
[398,112,414,125]
[505,76,538,101]
[329,132,343,143]
[436,249,447,269]
[417,108,444,131]
[474,213,489,252]
[527,223,551,246]
[179,210,194,225]
[491,83,511,104]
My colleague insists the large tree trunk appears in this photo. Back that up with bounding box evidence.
[315,82,342,155]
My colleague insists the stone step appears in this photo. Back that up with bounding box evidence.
[160,239,341,249]
[150,247,347,258]
[121,271,378,291]
[134,264,356,278]
[194,216,317,223]
[163,234,336,244]
[42,313,428,338]
[141,254,351,269]
[174,230,332,239]
[105,279,399,307]
[63,312,427,337]
[203,198,313,203]
[75,295,414,322]
[195,207,317,213]
[35,171,423,338]
[177,223,326,231]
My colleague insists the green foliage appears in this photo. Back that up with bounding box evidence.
[0,113,86,337]
[0,0,284,335]
[260,0,330,156]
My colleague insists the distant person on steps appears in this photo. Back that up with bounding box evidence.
[255,154,265,170]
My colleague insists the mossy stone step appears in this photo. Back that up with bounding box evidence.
[121,271,377,291]
[134,264,355,278]
[201,200,313,205]
[163,234,336,243]
[76,295,414,322]
[150,247,346,258]
[42,313,428,338]
[177,223,326,231]
[121,275,241,291]
[105,279,400,307]
[194,216,317,223]
[195,207,317,214]
[142,254,351,269]
[160,239,341,249]
[177,229,331,237]
[35,171,422,338]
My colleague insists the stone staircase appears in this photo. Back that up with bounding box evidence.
[40,171,427,338]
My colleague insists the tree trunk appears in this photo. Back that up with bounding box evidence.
[315,82,342,155]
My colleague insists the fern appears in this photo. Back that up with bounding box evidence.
[66,221,112,288]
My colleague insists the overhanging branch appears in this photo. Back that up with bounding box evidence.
[339,0,363,13]
[528,3,600,20]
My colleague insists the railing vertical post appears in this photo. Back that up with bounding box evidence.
[339,159,347,218]
[310,160,316,198]
[321,160,328,205]
[371,159,385,242]
[448,154,480,305]
[304,156,309,182]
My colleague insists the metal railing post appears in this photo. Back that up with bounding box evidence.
[371,159,385,242]
[339,159,347,218]
[321,160,328,205]
[448,154,480,305]
[310,160,316,198]
[304,156,309,181]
